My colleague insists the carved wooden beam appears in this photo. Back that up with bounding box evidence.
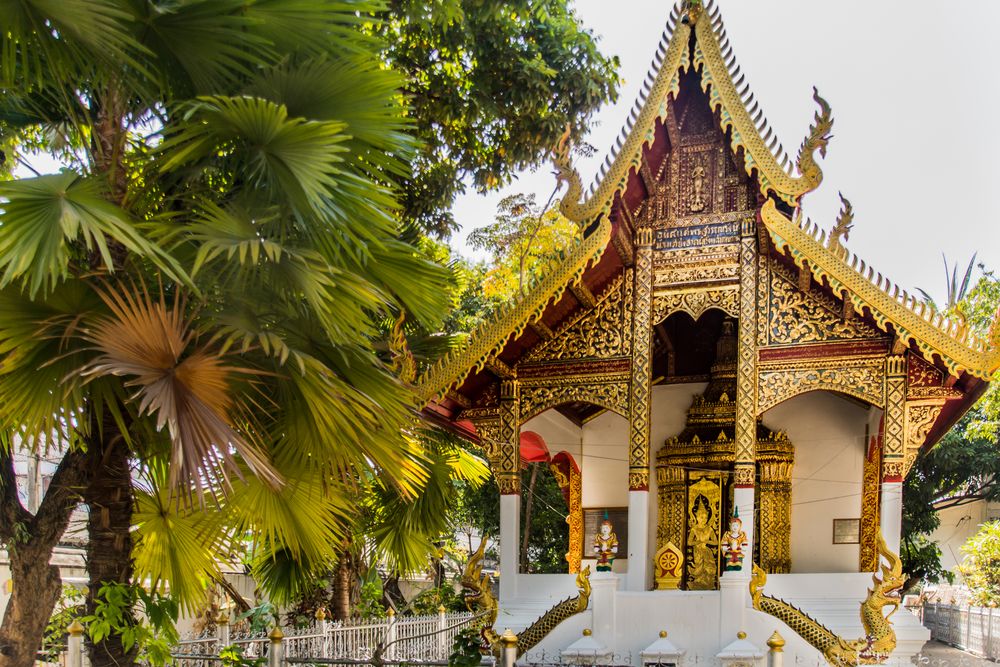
[613,223,636,267]
[570,282,597,309]
[529,320,554,340]
[798,260,811,293]
[841,291,854,321]
[485,358,515,379]
[445,390,472,409]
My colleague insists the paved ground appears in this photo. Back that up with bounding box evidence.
[914,641,996,665]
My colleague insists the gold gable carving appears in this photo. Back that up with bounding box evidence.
[520,378,629,423]
[762,199,1000,380]
[768,261,883,345]
[522,274,632,363]
[653,287,738,324]
[757,358,886,414]
[903,400,947,478]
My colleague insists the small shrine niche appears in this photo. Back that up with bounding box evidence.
[655,319,794,590]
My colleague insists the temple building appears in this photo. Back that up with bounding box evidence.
[420,1,1000,664]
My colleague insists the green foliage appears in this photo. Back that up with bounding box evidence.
[373,0,620,236]
[40,585,86,662]
[235,602,277,635]
[408,585,465,615]
[219,643,267,667]
[959,521,1000,606]
[902,270,1000,588]
[356,569,388,619]
[456,465,569,574]
[468,193,580,300]
[448,626,484,667]
[82,583,179,667]
[519,463,570,573]
[0,0,494,655]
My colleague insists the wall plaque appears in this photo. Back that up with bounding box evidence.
[833,518,861,544]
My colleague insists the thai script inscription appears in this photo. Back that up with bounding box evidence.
[655,220,739,250]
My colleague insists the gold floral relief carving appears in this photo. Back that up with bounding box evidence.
[522,274,629,363]
[757,359,885,414]
[472,419,502,470]
[653,287,739,323]
[903,401,946,478]
[520,381,629,423]
[768,261,882,345]
[859,439,881,572]
[735,228,758,463]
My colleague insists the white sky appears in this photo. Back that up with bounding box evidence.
[451,0,1000,305]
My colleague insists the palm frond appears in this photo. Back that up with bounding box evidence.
[79,284,279,489]
[133,471,230,611]
[0,282,103,438]
[157,96,349,218]
[0,173,188,296]
[0,0,141,87]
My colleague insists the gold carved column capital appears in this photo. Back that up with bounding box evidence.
[497,380,521,494]
[733,463,755,488]
[882,355,906,482]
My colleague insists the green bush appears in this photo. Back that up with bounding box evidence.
[960,520,1000,606]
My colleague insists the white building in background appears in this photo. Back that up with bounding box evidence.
[930,499,1000,583]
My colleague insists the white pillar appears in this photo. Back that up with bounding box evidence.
[880,481,903,555]
[590,573,620,642]
[626,489,650,591]
[720,481,754,643]
[732,485,755,579]
[499,493,520,603]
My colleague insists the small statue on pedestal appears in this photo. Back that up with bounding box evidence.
[593,517,619,572]
[721,508,748,572]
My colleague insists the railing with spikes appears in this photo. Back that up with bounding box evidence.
[792,213,992,354]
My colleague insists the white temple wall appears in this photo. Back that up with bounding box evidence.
[763,391,871,573]
[521,409,582,461]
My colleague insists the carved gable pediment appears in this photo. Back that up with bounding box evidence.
[767,260,884,345]
[521,273,632,364]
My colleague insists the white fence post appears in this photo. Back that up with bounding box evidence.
[437,605,448,658]
[317,608,331,659]
[67,619,84,667]
[218,611,231,648]
[268,627,284,667]
[767,631,785,667]
[385,608,397,662]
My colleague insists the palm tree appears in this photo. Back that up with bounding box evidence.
[917,254,979,322]
[0,2,452,665]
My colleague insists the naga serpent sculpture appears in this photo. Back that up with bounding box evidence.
[749,534,904,667]
[461,538,592,657]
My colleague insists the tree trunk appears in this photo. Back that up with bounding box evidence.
[519,463,539,572]
[0,447,89,667]
[84,437,137,667]
[332,551,353,621]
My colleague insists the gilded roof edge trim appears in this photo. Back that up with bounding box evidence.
[761,199,1000,380]
[560,1,832,224]
[416,218,613,404]
[693,5,830,207]
[558,9,690,222]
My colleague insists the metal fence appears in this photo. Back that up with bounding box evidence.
[171,610,481,666]
[923,603,1000,659]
